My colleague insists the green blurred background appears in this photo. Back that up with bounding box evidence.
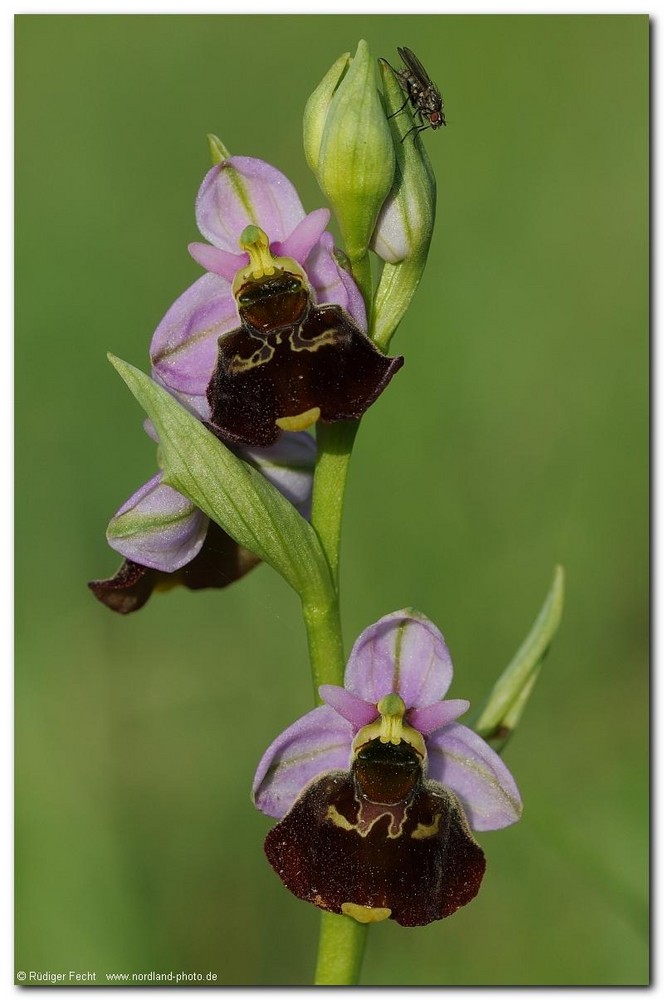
[15,14,648,987]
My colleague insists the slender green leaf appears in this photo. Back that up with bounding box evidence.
[108,354,334,604]
[472,565,565,751]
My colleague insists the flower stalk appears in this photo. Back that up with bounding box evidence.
[301,596,345,700]
[307,419,363,980]
[314,913,368,986]
[310,420,360,590]
[303,420,360,696]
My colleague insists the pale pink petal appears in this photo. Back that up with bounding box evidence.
[107,472,208,573]
[150,273,237,396]
[148,375,211,422]
[318,685,378,728]
[408,699,470,735]
[306,232,367,330]
[252,705,353,819]
[196,157,305,251]
[241,433,316,519]
[426,723,523,831]
[345,610,454,708]
[188,242,247,280]
[272,208,330,263]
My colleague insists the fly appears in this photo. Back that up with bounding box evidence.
[390,46,446,139]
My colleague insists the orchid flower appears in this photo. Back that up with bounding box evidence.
[253,610,522,926]
[150,156,402,447]
[89,429,315,614]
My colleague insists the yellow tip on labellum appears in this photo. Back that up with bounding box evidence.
[341,902,392,924]
[275,407,321,433]
[153,577,181,594]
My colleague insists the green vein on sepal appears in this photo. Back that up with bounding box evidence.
[108,354,334,604]
[471,565,565,752]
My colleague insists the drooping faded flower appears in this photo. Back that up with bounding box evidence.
[253,610,522,927]
[89,426,315,614]
[150,156,403,447]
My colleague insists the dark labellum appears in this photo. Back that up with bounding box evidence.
[264,737,485,927]
[206,270,403,448]
[88,520,260,614]
[392,46,446,137]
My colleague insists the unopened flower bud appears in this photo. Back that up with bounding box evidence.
[303,52,350,172]
[303,40,396,264]
[370,58,437,351]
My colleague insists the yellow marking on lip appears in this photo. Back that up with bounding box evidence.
[411,814,441,840]
[341,903,392,924]
[326,803,406,840]
[289,326,341,353]
[228,341,275,375]
[276,407,321,432]
[326,805,355,832]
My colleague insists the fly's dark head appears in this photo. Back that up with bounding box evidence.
[429,108,446,129]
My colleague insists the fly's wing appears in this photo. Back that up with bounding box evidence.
[398,46,434,87]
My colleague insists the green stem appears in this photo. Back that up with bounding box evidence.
[310,420,360,589]
[349,252,373,325]
[300,417,365,984]
[301,596,345,700]
[314,912,369,986]
[303,421,360,698]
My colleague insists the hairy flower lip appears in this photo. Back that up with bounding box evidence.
[202,226,402,449]
[205,299,403,448]
[253,610,522,832]
[263,761,486,926]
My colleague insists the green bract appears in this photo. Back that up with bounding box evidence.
[370,58,437,352]
[472,565,566,752]
[304,40,395,264]
[108,355,335,607]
